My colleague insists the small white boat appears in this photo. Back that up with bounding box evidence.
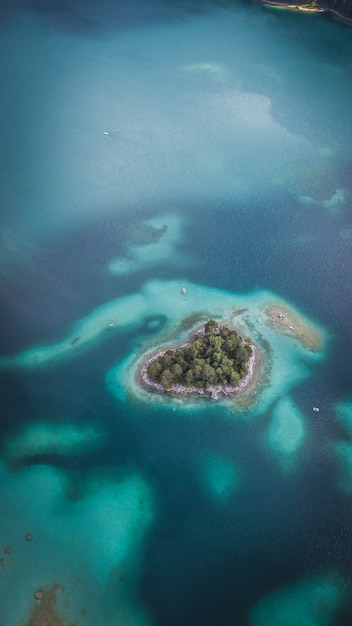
[312,407,320,412]
[182,287,187,294]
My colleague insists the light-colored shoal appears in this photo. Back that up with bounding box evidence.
[265,305,323,351]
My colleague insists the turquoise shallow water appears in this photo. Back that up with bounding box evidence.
[0,2,352,625]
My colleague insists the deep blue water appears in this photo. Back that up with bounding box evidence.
[1,2,352,625]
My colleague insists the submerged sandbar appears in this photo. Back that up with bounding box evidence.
[265,304,323,351]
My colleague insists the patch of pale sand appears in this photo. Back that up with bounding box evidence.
[25,586,65,626]
[265,304,323,351]
[267,396,306,470]
[3,420,105,464]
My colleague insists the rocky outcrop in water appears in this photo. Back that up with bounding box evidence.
[320,0,352,21]
[258,0,352,24]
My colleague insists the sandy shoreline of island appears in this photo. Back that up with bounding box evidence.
[256,0,323,13]
[136,326,260,401]
[256,0,352,25]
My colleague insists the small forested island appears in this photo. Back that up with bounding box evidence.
[144,320,254,399]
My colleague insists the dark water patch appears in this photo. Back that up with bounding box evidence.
[186,197,352,333]
[126,220,168,246]
[137,404,352,625]
[0,325,133,441]
[279,9,352,63]
[0,2,20,31]
[237,13,352,145]
[21,0,198,36]
[292,378,349,445]
[19,0,262,38]
[301,336,352,413]
[141,314,168,334]
[0,372,29,436]
[139,438,352,623]
[0,207,156,353]
[9,449,97,474]
[25,0,101,36]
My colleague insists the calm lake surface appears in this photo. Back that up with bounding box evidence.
[0,1,352,625]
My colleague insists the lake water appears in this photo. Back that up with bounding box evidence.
[0,1,352,625]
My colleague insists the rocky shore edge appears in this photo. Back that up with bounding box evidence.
[256,0,352,25]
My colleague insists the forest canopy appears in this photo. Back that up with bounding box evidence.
[146,320,252,389]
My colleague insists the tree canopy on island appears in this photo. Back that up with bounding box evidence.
[146,320,252,390]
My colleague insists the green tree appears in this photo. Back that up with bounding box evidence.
[172,363,183,378]
[229,371,240,386]
[160,369,174,389]
[201,364,216,383]
[183,371,192,385]
[193,364,203,380]
[219,326,230,339]
[147,360,162,381]
[146,319,252,390]
[204,320,219,335]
